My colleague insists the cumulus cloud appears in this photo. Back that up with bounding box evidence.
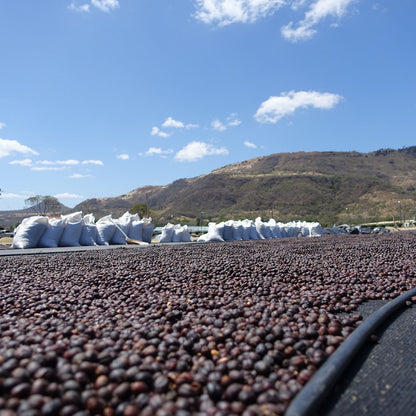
[244,140,257,149]
[0,122,6,129]
[162,117,185,129]
[175,141,229,162]
[254,90,343,123]
[68,0,119,12]
[281,0,357,42]
[211,119,227,132]
[117,153,129,160]
[194,0,356,41]
[186,123,200,129]
[0,138,38,158]
[194,0,285,26]
[151,126,171,138]
[227,113,242,127]
[68,2,90,12]
[145,147,174,157]
[212,113,242,131]
[91,0,119,12]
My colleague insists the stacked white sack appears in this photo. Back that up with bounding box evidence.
[11,212,154,248]
[197,218,324,242]
[158,223,191,243]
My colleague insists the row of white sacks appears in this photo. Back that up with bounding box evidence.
[196,218,324,242]
[157,224,192,243]
[12,212,154,249]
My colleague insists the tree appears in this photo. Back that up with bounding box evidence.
[129,203,149,218]
[25,195,61,216]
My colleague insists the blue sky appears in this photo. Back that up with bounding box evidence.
[0,0,415,211]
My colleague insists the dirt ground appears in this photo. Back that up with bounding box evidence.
[0,236,13,248]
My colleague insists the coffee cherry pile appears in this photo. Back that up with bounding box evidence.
[1,233,415,415]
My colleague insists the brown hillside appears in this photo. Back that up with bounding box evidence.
[1,147,415,228]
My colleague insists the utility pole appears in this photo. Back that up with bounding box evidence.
[398,200,402,225]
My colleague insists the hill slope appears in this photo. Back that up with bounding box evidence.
[73,147,416,227]
[2,147,415,228]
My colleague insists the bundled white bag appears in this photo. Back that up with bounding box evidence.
[141,218,154,243]
[255,217,271,239]
[197,222,224,242]
[79,214,98,246]
[232,221,243,241]
[12,216,49,249]
[111,212,132,245]
[241,219,252,241]
[159,223,174,243]
[223,220,234,241]
[96,215,116,245]
[39,218,66,248]
[180,225,192,242]
[128,215,143,241]
[59,212,83,247]
[171,224,184,243]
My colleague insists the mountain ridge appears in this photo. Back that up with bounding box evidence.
[1,147,415,227]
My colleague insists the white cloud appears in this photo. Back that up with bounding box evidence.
[281,0,357,42]
[31,166,67,171]
[37,159,80,166]
[117,153,129,160]
[0,138,38,158]
[68,2,90,12]
[1,191,32,199]
[162,117,185,129]
[194,0,285,26]
[186,123,200,129]
[68,0,119,12]
[212,113,242,131]
[70,173,92,179]
[244,140,257,148]
[9,158,33,167]
[145,147,174,157]
[82,160,104,165]
[0,122,6,129]
[227,113,242,127]
[91,0,119,12]
[54,192,83,199]
[175,141,229,162]
[254,90,343,123]
[211,119,227,132]
[151,126,171,138]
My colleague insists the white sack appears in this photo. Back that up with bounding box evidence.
[142,218,154,243]
[111,212,132,245]
[39,218,66,248]
[159,223,174,243]
[96,215,116,245]
[180,225,192,242]
[79,214,97,246]
[197,222,224,242]
[232,221,243,241]
[172,224,184,243]
[223,220,234,241]
[12,216,49,249]
[129,219,143,241]
[241,219,252,240]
